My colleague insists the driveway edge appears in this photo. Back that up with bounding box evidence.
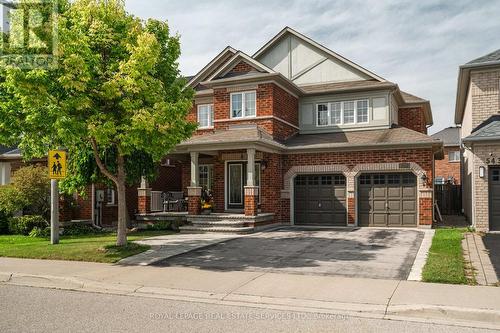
[407,229,434,281]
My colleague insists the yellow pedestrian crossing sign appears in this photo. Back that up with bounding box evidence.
[48,150,67,179]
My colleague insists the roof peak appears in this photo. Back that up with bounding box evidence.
[465,48,500,66]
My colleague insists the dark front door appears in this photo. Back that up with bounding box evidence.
[490,168,500,231]
[358,173,417,227]
[294,174,347,226]
[227,162,261,210]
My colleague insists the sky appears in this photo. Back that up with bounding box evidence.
[125,0,500,134]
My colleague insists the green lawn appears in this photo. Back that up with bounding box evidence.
[422,228,470,284]
[0,230,173,263]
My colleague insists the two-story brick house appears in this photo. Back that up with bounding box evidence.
[431,127,461,185]
[456,49,500,231]
[139,27,441,231]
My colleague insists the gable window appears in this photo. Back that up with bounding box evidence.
[231,91,256,118]
[197,104,213,128]
[448,151,460,162]
[316,99,370,127]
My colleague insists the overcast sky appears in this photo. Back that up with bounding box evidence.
[125,0,500,134]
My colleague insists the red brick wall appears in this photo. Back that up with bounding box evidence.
[434,146,461,184]
[398,107,427,134]
[419,197,433,225]
[226,61,257,75]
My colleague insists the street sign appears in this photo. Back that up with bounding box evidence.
[48,150,67,179]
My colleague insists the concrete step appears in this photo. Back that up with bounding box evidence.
[179,225,255,234]
[190,220,246,227]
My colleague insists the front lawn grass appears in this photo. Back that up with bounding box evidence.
[422,228,470,284]
[0,230,173,263]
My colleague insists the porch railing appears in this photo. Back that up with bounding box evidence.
[150,191,163,212]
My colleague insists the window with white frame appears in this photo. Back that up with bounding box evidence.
[197,104,213,128]
[448,151,460,162]
[199,165,214,190]
[316,99,370,127]
[107,188,116,205]
[231,91,256,118]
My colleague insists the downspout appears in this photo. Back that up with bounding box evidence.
[462,142,475,228]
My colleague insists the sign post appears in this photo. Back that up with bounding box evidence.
[48,150,67,245]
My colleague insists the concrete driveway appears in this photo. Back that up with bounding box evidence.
[154,228,425,280]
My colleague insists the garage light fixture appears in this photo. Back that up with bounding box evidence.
[479,166,485,178]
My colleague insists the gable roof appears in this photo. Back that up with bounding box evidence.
[455,49,500,124]
[187,46,236,88]
[205,51,275,82]
[431,127,460,146]
[253,27,386,82]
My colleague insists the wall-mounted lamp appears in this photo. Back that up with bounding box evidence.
[260,160,268,171]
[479,166,485,178]
[421,174,428,183]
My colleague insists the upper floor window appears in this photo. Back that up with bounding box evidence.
[231,91,256,118]
[197,104,214,128]
[448,151,460,162]
[316,99,369,127]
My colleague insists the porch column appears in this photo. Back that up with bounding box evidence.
[244,148,259,216]
[187,152,202,215]
[137,176,151,214]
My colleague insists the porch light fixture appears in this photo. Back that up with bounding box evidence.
[479,166,485,178]
[421,174,428,183]
[261,160,268,171]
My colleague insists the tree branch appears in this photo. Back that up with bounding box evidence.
[90,138,118,184]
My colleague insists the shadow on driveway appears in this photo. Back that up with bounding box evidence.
[482,234,500,280]
[153,228,424,280]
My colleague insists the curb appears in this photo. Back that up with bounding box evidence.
[1,271,500,330]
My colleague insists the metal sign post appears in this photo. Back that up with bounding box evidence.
[48,150,67,245]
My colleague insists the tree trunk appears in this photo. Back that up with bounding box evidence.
[115,154,128,247]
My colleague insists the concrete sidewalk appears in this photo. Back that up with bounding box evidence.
[0,257,499,330]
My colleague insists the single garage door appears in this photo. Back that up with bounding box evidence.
[490,168,500,231]
[294,174,346,226]
[358,173,417,227]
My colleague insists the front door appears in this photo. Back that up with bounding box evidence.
[489,168,500,231]
[228,163,244,209]
[227,162,260,210]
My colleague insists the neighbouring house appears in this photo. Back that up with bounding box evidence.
[431,127,461,185]
[0,146,182,226]
[137,27,442,231]
[456,48,500,231]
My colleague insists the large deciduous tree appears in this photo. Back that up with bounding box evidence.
[0,0,196,245]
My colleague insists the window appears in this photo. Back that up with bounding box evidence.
[435,177,445,185]
[448,151,460,162]
[199,165,214,190]
[316,99,370,127]
[356,100,368,123]
[373,174,386,184]
[197,104,213,128]
[317,104,329,126]
[331,102,342,124]
[231,91,256,118]
[343,101,355,124]
[107,188,116,205]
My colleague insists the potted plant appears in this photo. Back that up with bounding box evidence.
[200,188,214,215]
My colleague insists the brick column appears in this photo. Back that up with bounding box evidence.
[137,177,151,214]
[346,172,356,225]
[419,190,433,227]
[187,186,202,215]
[244,186,259,216]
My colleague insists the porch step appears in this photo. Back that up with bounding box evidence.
[190,220,246,228]
[179,225,255,234]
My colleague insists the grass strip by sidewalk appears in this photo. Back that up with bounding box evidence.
[0,230,173,263]
[422,228,470,284]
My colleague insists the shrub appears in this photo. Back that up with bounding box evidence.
[29,226,51,238]
[62,223,101,236]
[146,220,171,231]
[0,210,10,234]
[9,215,49,235]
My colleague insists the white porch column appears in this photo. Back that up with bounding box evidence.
[190,151,199,187]
[246,148,255,186]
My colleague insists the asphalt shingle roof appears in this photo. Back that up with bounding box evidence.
[466,49,500,65]
[431,127,460,146]
[464,115,500,142]
[299,80,396,94]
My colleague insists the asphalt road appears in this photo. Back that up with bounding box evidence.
[0,284,494,333]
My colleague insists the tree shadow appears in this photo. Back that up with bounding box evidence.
[482,234,500,279]
[153,228,424,280]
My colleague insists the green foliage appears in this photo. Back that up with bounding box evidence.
[146,220,171,231]
[29,226,51,238]
[8,215,49,236]
[0,210,10,235]
[62,223,102,236]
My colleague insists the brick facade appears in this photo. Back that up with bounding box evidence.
[470,69,500,129]
[398,106,428,134]
[434,146,461,184]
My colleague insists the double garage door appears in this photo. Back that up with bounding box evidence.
[294,173,417,227]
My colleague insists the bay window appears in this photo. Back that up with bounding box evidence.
[231,91,256,118]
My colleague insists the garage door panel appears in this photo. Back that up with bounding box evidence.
[358,173,417,227]
[294,174,346,226]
